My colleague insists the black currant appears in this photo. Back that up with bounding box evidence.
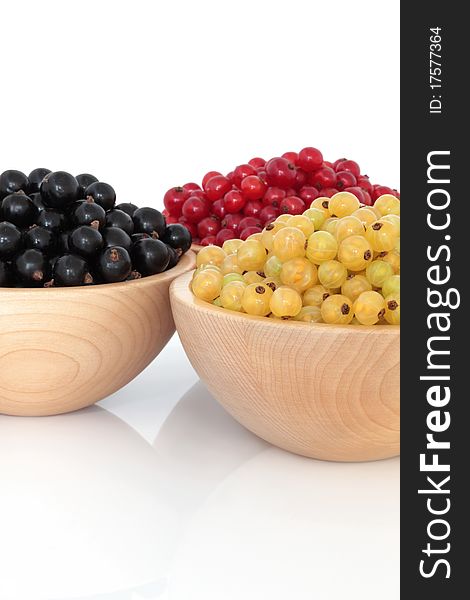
[105,209,134,235]
[0,221,22,259]
[40,171,79,209]
[161,223,192,253]
[115,202,138,217]
[1,193,37,228]
[36,209,68,232]
[23,226,56,255]
[72,199,106,229]
[0,261,11,286]
[14,249,48,286]
[76,173,98,198]
[131,232,150,243]
[58,232,71,254]
[166,245,179,270]
[85,182,116,211]
[133,207,166,238]
[97,246,132,283]
[28,168,51,194]
[69,226,103,260]
[0,170,29,199]
[53,254,92,287]
[102,227,132,252]
[132,238,170,275]
[29,192,45,212]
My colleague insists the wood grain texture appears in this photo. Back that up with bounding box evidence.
[171,271,400,462]
[0,251,196,416]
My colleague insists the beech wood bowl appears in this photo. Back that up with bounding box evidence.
[171,271,400,462]
[0,251,195,416]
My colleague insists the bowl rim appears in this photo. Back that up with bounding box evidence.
[0,250,196,294]
[171,270,400,335]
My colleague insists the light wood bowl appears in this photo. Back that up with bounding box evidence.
[190,243,203,253]
[0,251,196,417]
[171,271,400,462]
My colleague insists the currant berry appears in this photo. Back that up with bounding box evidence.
[69,226,104,260]
[224,190,246,213]
[23,226,56,255]
[164,186,189,217]
[1,193,37,228]
[41,171,79,209]
[0,221,22,259]
[309,166,337,189]
[102,227,132,252]
[305,230,338,264]
[73,200,106,229]
[14,249,48,286]
[204,175,231,201]
[297,147,323,172]
[353,291,386,325]
[133,207,166,237]
[320,294,354,324]
[265,157,297,188]
[242,283,273,316]
[182,196,210,224]
[84,181,116,211]
[0,170,29,199]
[341,274,372,302]
[132,238,170,275]
[240,175,267,201]
[269,286,302,317]
[279,196,305,215]
[76,174,98,198]
[337,235,373,271]
[28,168,51,194]
[98,246,132,282]
[197,216,221,239]
[328,192,360,218]
[272,226,306,262]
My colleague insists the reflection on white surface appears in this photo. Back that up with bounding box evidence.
[0,359,399,600]
[0,407,175,600]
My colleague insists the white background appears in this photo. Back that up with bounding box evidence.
[0,1,400,599]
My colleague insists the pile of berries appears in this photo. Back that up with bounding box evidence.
[0,169,191,288]
[191,191,400,326]
[163,147,399,247]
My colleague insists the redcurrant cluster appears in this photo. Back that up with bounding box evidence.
[163,148,399,247]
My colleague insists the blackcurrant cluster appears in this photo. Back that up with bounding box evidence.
[0,169,192,287]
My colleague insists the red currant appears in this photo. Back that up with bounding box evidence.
[183,182,202,193]
[226,171,235,183]
[336,170,357,190]
[197,216,221,239]
[204,175,231,201]
[362,191,373,206]
[279,195,305,215]
[181,196,210,223]
[166,215,179,224]
[281,151,299,163]
[297,147,323,172]
[262,186,286,207]
[259,205,279,225]
[222,213,244,232]
[200,235,217,246]
[224,189,246,213]
[333,158,347,169]
[163,186,189,217]
[299,185,320,204]
[243,200,263,219]
[320,187,339,198]
[240,226,262,240]
[309,166,337,189]
[232,163,257,187]
[216,228,236,245]
[202,171,221,189]
[212,198,226,219]
[178,217,198,239]
[372,185,394,200]
[335,159,360,178]
[294,168,308,189]
[356,176,373,193]
[239,216,262,231]
[344,186,366,203]
[248,157,266,169]
[240,175,267,200]
[265,157,296,188]
[323,161,334,169]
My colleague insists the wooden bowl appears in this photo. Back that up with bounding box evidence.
[171,271,400,462]
[0,251,196,417]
